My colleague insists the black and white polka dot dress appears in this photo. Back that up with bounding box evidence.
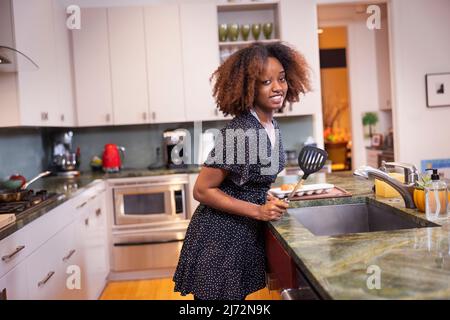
[173,111,286,300]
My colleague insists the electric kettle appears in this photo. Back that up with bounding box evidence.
[102,144,125,173]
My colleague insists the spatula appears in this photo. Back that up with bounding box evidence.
[285,146,328,202]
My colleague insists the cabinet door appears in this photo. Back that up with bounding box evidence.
[279,0,322,117]
[52,0,76,127]
[179,1,221,122]
[12,0,59,126]
[72,8,114,126]
[88,190,109,299]
[26,228,65,300]
[0,262,29,300]
[108,7,150,125]
[144,4,186,124]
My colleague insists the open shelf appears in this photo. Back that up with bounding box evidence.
[217,1,280,12]
[219,38,281,47]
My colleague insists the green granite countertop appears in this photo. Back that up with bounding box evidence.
[0,166,200,241]
[269,171,450,299]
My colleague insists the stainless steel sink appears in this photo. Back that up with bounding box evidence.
[289,202,438,236]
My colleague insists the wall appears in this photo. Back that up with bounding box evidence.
[0,116,313,176]
[0,128,46,180]
[389,0,450,173]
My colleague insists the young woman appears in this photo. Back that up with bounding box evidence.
[173,42,312,300]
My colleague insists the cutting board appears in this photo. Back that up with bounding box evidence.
[289,186,352,201]
[0,214,16,229]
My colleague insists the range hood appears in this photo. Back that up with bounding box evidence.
[0,45,39,72]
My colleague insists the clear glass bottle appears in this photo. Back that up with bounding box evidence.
[425,168,448,219]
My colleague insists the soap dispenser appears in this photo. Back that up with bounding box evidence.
[424,168,448,218]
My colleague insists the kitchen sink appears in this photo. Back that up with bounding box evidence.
[288,202,439,236]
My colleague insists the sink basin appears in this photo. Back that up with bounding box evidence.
[289,202,438,236]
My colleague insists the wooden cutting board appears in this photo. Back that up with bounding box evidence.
[0,214,16,229]
[289,186,352,201]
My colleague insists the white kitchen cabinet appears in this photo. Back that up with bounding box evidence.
[108,7,150,125]
[0,261,29,300]
[52,0,76,127]
[144,4,186,124]
[74,185,109,300]
[25,225,65,300]
[72,8,114,126]
[180,1,222,122]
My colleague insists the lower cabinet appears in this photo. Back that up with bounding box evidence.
[0,261,29,300]
[265,227,321,300]
[0,182,109,300]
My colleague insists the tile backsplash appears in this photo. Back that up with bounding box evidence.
[0,115,313,176]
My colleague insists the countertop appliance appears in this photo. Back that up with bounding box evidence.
[109,174,190,279]
[50,131,80,177]
[163,129,188,169]
[102,144,125,173]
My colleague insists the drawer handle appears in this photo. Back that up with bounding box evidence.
[62,249,76,262]
[89,195,97,201]
[38,271,55,288]
[76,201,87,209]
[85,218,89,226]
[1,245,25,262]
[95,208,101,216]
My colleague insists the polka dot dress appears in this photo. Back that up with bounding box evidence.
[173,111,286,300]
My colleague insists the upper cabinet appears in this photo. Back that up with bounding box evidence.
[0,0,75,127]
[108,7,150,125]
[72,8,114,127]
[144,4,186,124]
[180,1,222,122]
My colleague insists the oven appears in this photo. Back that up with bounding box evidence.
[108,175,191,278]
[112,176,188,226]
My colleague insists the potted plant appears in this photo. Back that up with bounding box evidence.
[362,112,379,138]
[413,174,432,212]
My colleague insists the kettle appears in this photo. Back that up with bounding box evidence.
[102,144,125,173]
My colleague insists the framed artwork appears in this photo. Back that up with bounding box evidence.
[371,133,383,148]
[426,73,450,108]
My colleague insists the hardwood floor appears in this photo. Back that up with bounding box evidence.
[100,278,281,300]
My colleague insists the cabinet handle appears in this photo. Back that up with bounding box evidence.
[152,112,156,120]
[143,112,147,121]
[62,249,76,262]
[38,271,55,288]
[289,103,293,112]
[41,112,48,121]
[106,113,111,122]
[1,245,25,262]
[89,195,97,201]
[60,114,65,122]
[85,218,89,226]
[76,201,87,209]
[95,208,101,216]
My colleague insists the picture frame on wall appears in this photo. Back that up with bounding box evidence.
[371,133,383,148]
[426,72,450,108]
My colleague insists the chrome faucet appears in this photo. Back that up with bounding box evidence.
[379,161,419,185]
[353,165,417,209]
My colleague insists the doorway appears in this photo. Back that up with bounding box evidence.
[317,2,394,171]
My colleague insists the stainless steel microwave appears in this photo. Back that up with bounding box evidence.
[112,177,188,226]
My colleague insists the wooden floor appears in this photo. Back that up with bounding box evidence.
[100,278,281,300]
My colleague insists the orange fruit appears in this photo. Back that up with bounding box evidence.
[413,188,425,213]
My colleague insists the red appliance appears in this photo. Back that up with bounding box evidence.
[102,144,126,173]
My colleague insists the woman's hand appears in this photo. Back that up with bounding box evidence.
[256,194,289,221]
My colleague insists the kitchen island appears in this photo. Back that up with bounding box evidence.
[268,171,450,299]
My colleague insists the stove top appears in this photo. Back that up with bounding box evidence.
[0,190,61,217]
